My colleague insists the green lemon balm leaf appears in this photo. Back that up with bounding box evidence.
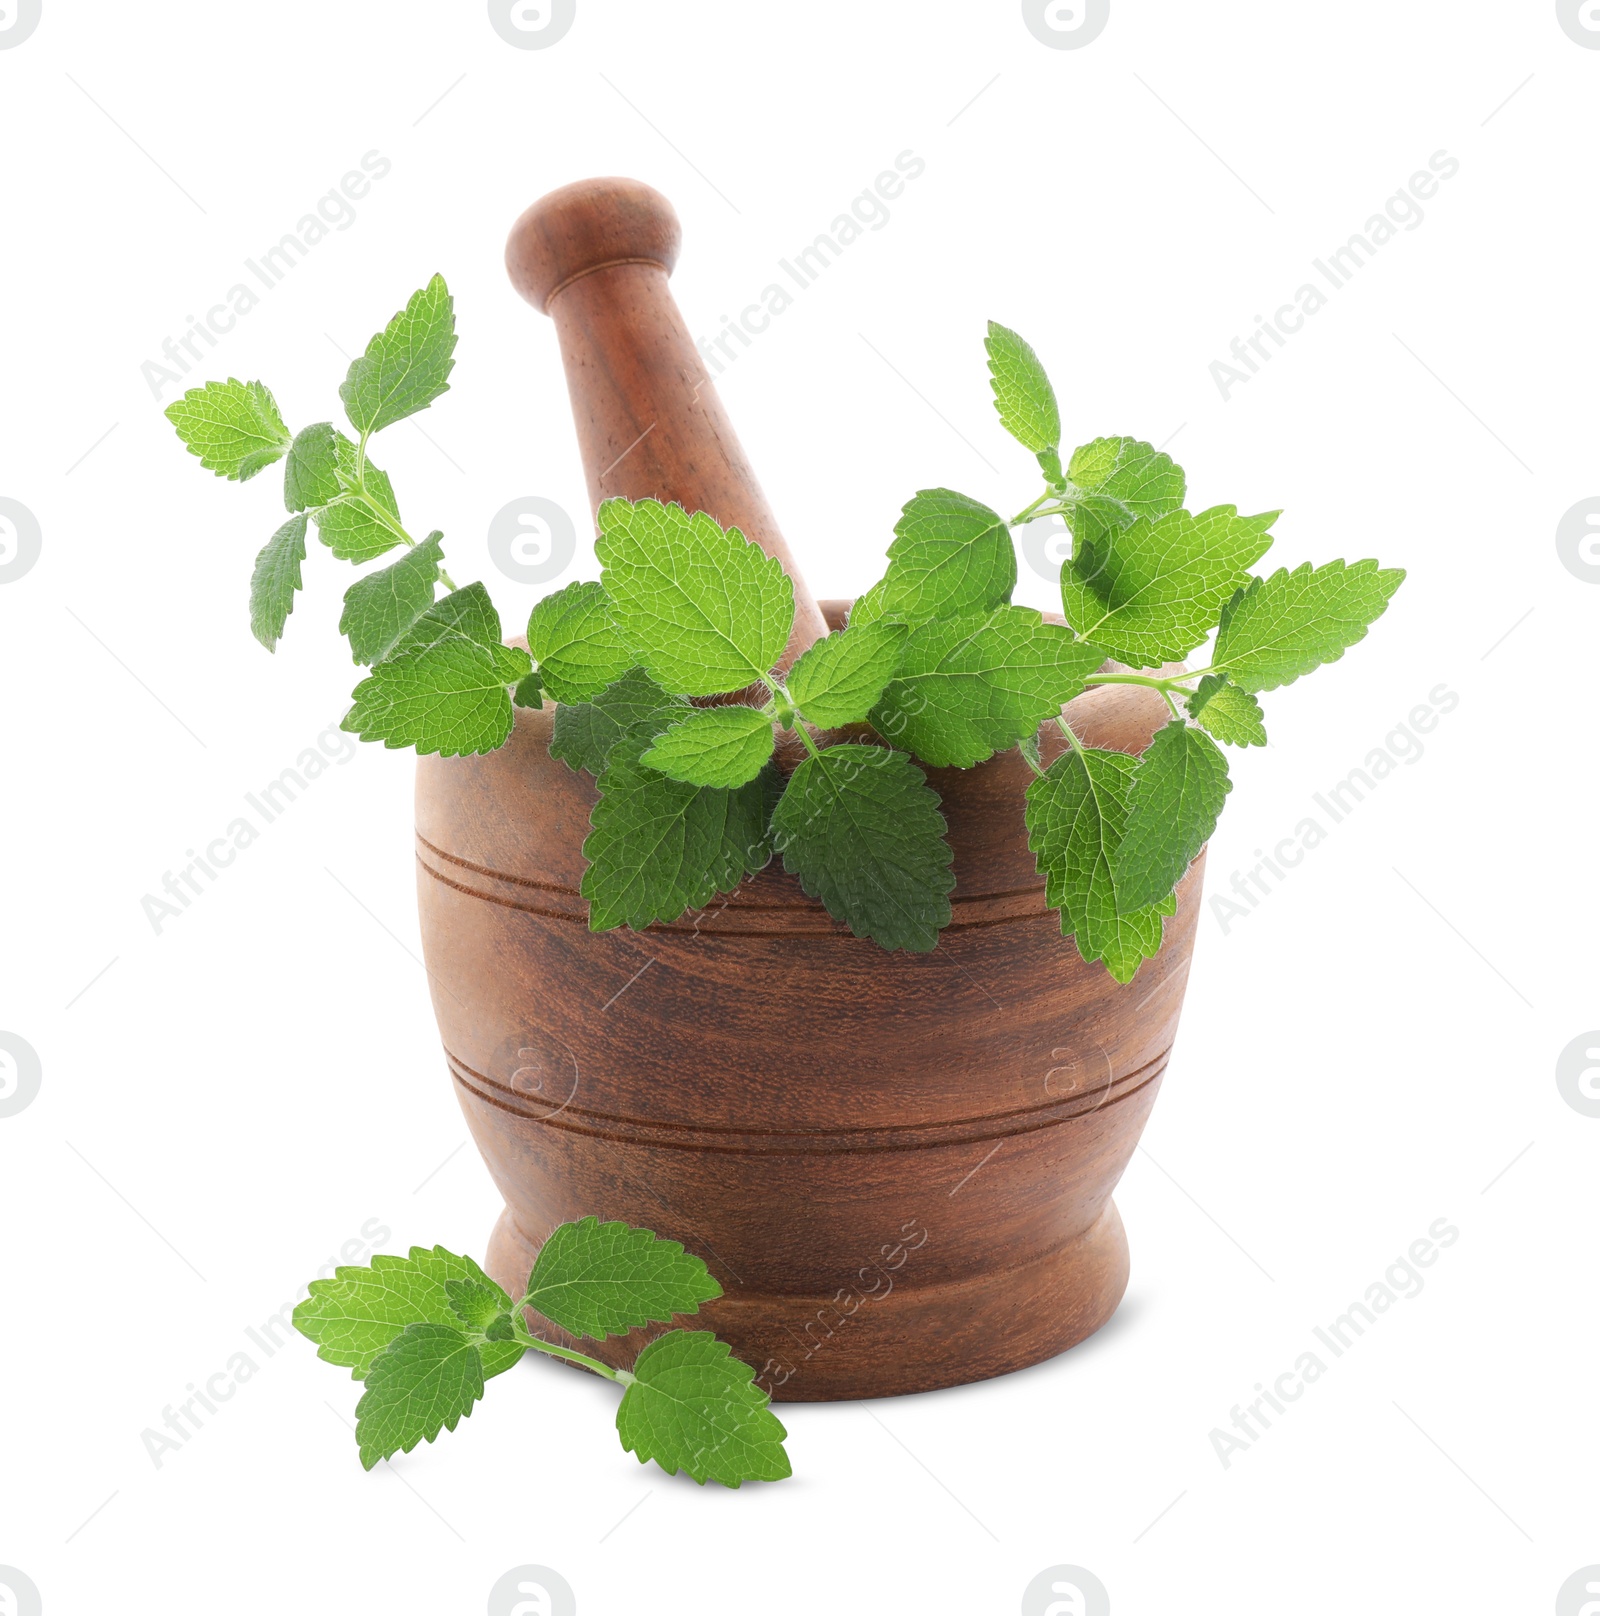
[785,620,907,727]
[444,1274,515,1339]
[340,274,458,436]
[596,498,795,695]
[1187,673,1266,747]
[1064,436,1186,527]
[846,576,892,629]
[391,581,505,655]
[1116,720,1231,912]
[770,745,954,951]
[354,1324,485,1471]
[512,668,545,709]
[985,321,1060,454]
[1025,746,1171,982]
[285,421,410,567]
[523,1217,723,1340]
[342,635,531,756]
[641,706,775,789]
[1060,504,1275,665]
[293,1245,523,1380]
[869,606,1104,768]
[282,422,349,512]
[166,378,291,482]
[581,735,772,930]
[313,453,406,563]
[869,489,1016,627]
[339,531,444,664]
[549,667,688,776]
[1211,559,1405,693]
[250,513,308,652]
[615,1331,791,1487]
[526,580,636,703]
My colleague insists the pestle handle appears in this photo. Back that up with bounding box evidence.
[506,177,829,675]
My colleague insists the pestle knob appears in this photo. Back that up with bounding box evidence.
[507,177,829,675]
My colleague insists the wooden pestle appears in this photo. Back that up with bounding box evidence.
[505,177,829,676]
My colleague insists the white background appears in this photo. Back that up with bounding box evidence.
[1,2,1595,1612]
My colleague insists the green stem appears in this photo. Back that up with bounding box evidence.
[1083,671,1200,693]
[1009,489,1055,526]
[348,429,460,591]
[1057,715,1087,758]
[1081,671,1191,720]
[510,1319,631,1384]
[768,676,823,757]
[1083,672,1164,690]
[343,487,461,593]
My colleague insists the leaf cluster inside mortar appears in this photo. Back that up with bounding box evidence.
[165,278,1404,981]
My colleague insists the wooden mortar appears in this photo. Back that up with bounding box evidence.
[413,178,1202,1400]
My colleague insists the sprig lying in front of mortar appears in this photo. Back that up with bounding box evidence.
[292,1215,790,1486]
[167,279,1405,981]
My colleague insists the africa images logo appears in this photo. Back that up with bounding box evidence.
[1556,0,1600,48]
[0,0,41,49]
[0,1567,42,1616]
[488,1565,576,1616]
[0,1034,42,1119]
[489,0,575,49]
[0,497,41,584]
[1022,0,1109,49]
[1556,1033,1600,1118]
[489,497,577,586]
[1021,1565,1110,1616]
[1556,498,1600,583]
